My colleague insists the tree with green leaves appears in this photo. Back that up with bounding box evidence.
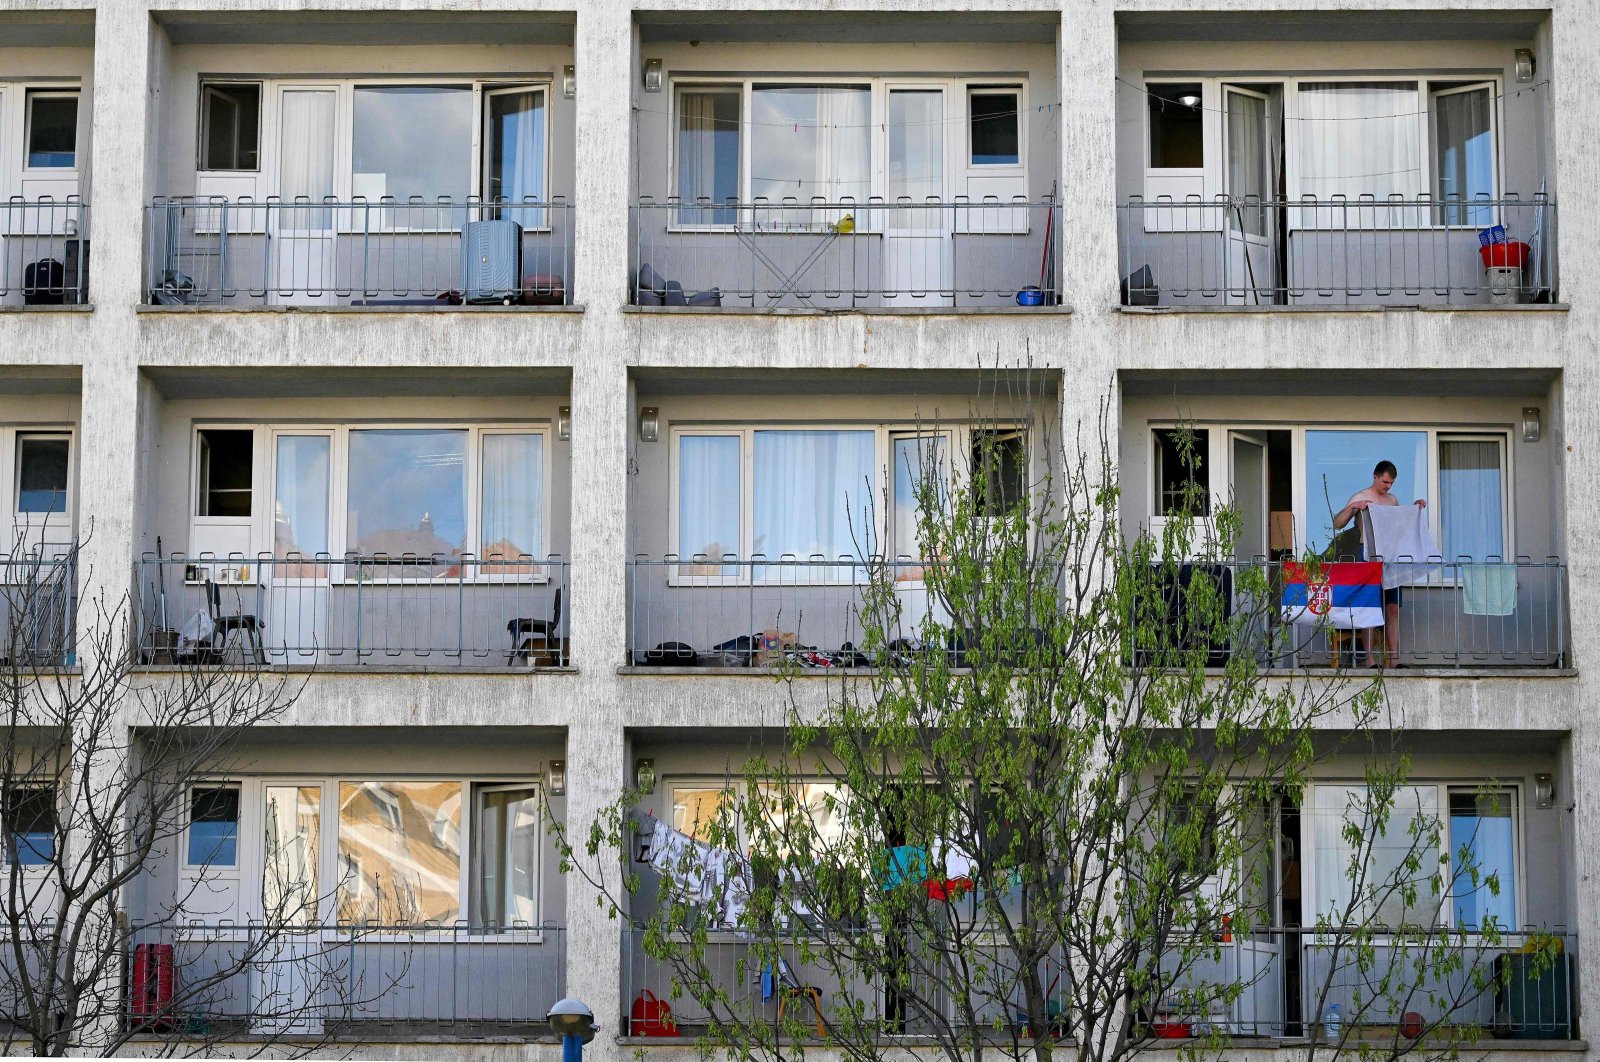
[563,401,1552,1062]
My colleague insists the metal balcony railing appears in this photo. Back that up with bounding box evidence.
[0,198,89,307]
[632,198,1062,310]
[628,555,1565,671]
[135,555,567,669]
[628,557,960,668]
[1140,557,1567,670]
[1117,194,1556,307]
[126,923,565,1040]
[145,197,574,307]
[621,925,1574,1043]
[0,549,77,668]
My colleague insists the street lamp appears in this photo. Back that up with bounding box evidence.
[549,996,598,1062]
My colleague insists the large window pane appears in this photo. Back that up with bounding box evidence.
[16,436,69,515]
[274,435,330,556]
[279,89,336,231]
[200,83,262,171]
[676,88,741,225]
[262,785,320,926]
[1311,784,1438,926]
[472,786,540,926]
[752,429,874,562]
[1439,438,1504,561]
[1304,429,1428,555]
[750,86,870,205]
[672,786,733,843]
[337,781,462,925]
[346,429,467,559]
[893,434,948,560]
[481,433,543,560]
[353,86,472,207]
[1450,788,1517,929]
[678,435,741,565]
[188,786,240,867]
[1297,82,1422,202]
[1434,86,1494,226]
[26,92,77,168]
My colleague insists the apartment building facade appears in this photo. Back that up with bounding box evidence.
[0,0,1593,1056]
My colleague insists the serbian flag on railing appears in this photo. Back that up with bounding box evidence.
[1281,561,1384,630]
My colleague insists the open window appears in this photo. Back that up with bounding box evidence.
[1154,428,1211,517]
[471,784,542,927]
[24,90,77,169]
[971,429,1026,517]
[196,429,254,518]
[1431,82,1496,225]
[200,82,262,172]
[187,785,241,868]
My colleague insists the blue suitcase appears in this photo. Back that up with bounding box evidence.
[461,220,523,304]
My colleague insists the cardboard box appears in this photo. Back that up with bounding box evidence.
[1269,511,1295,552]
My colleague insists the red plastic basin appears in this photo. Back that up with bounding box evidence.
[1480,241,1531,268]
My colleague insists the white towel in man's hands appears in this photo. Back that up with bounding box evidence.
[1363,505,1442,589]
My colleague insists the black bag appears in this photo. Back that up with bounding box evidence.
[644,641,698,666]
[24,258,66,305]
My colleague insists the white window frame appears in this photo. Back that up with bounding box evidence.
[469,781,546,930]
[237,775,545,938]
[668,421,1021,586]
[197,80,264,174]
[1301,779,1524,931]
[664,75,1029,232]
[966,85,1026,173]
[197,76,555,233]
[481,83,553,213]
[191,422,553,582]
[1428,80,1501,218]
[21,88,79,173]
[1144,421,1516,566]
[183,781,243,870]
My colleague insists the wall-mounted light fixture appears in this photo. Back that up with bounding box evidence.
[557,405,571,441]
[1534,772,1555,809]
[638,406,660,443]
[549,759,566,795]
[562,65,577,99]
[642,58,664,93]
[1521,406,1542,443]
[635,758,656,792]
[1515,48,1536,83]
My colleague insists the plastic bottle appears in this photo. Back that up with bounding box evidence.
[1324,1002,1342,1043]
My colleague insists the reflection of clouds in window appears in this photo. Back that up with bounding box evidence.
[353,86,472,204]
[347,429,467,557]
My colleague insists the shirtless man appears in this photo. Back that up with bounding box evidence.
[1333,460,1426,667]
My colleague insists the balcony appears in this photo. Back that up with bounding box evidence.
[135,556,568,670]
[126,923,565,1041]
[631,199,1061,311]
[0,550,75,668]
[621,925,1574,1043]
[145,199,574,309]
[1118,196,1557,309]
[628,558,955,669]
[2,198,89,308]
[628,555,1566,672]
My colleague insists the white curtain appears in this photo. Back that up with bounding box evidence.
[278,90,336,230]
[1226,91,1267,232]
[892,434,947,561]
[1310,784,1438,926]
[752,429,874,562]
[751,87,870,205]
[676,90,739,224]
[1296,82,1421,205]
[677,435,741,561]
[481,433,542,560]
[273,435,331,556]
[1434,87,1494,225]
[492,90,546,205]
[1439,438,1504,560]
